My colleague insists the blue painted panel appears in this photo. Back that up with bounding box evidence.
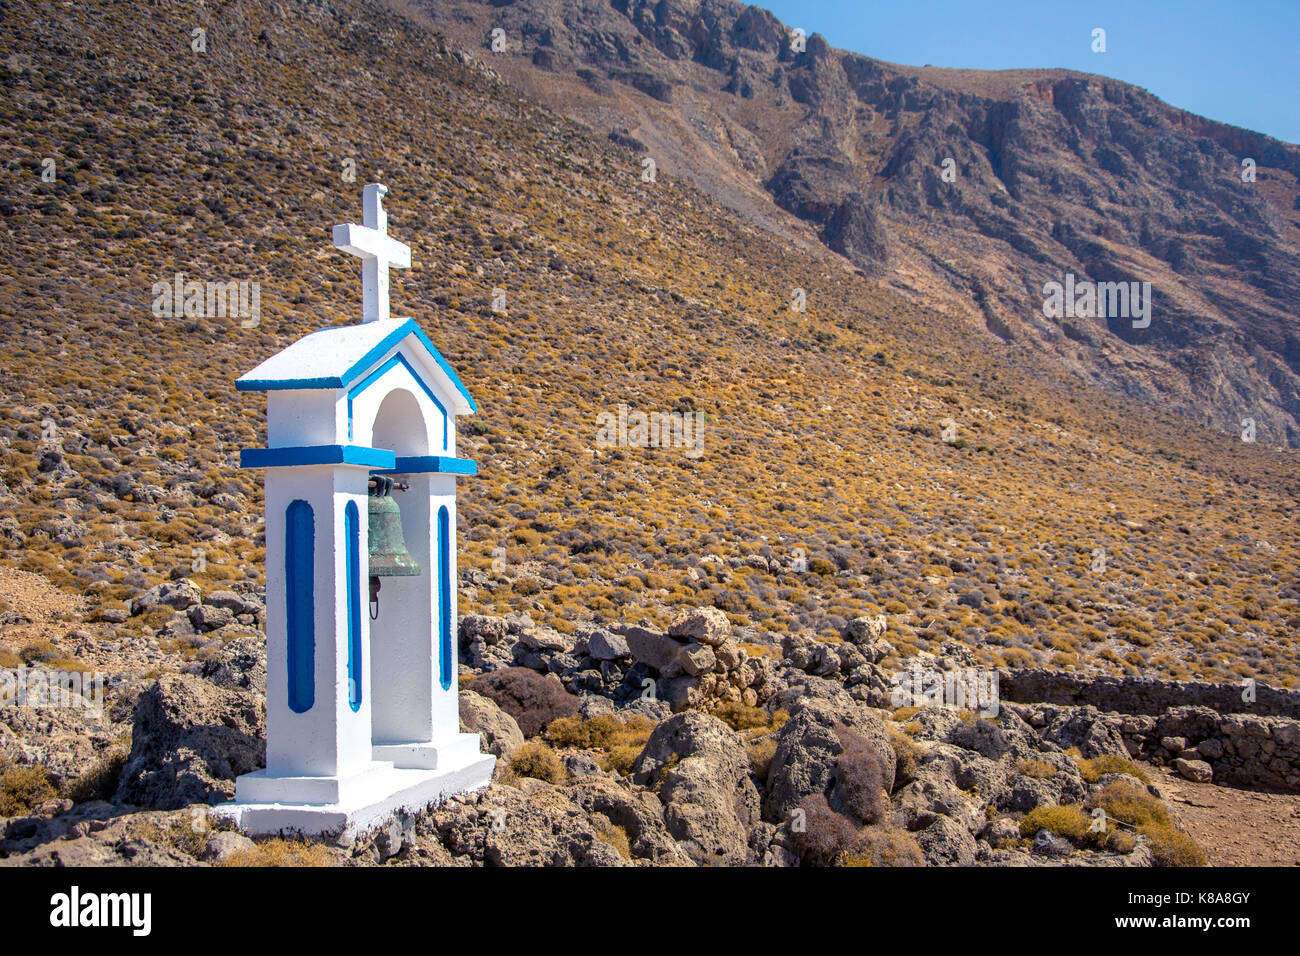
[345,351,448,448]
[373,455,478,476]
[345,501,363,713]
[285,500,315,714]
[240,444,396,470]
[438,505,452,692]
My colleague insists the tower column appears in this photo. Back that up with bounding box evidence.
[253,463,374,789]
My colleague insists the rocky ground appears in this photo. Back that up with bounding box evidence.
[0,579,1234,867]
[1151,763,1300,867]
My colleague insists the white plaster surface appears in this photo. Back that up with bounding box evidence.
[220,183,492,842]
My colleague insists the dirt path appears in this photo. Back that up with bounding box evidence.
[1147,762,1300,866]
[0,565,84,653]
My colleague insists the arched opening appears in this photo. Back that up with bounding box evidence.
[367,387,436,748]
[372,387,429,457]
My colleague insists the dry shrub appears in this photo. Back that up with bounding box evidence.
[790,793,859,867]
[1015,757,1058,779]
[603,744,643,776]
[1142,823,1207,867]
[1085,779,1205,864]
[887,726,923,788]
[508,741,567,784]
[594,821,632,860]
[63,748,128,803]
[1019,804,1092,844]
[747,737,778,780]
[711,701,771,732]
[1086,780,1168,829]
[222,838,336,867]
[1020,801,1142,854]
[473,667,579,737]
[831,722,886,825]
[18,641,80,671]
[1076,753,1150,784]
[543,713,656,775]
[545,713,654,750]
[0,763,56,816]
[843,825,925,867]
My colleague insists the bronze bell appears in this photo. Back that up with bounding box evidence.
[368,476,419,618]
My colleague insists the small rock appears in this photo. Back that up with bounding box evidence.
[188,604,235,632]
[1032,829,1074,857]
[202,830,255,864]
[1173,758,1213,783]
[678,643,716,677]
[667,608,732,647]
[984,817,1020,849]
[1197,738,1224,759]
[131,579,201,616]
[204,590,250,614]
[562,752,603,778]
[587,631,631,661]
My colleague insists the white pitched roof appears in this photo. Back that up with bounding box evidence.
[236,318,476,414]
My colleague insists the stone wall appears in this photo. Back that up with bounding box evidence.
[1000,671,1300,792]
[1124,707,1300,791]
[999,669,1300,720]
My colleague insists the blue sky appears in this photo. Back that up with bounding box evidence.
[757,1,1300,144]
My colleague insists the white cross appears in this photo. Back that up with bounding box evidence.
[332,183,411,322]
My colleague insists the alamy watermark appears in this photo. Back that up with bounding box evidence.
[890,666,1000,717]
[595,404,705,459]
[1042,273,1151,329]
[151,273,261,327]
[1,668,105,719]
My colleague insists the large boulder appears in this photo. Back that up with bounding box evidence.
[1037,707,1128,759]
[621,626,689,677]
[912,812,979,866]
[764,702,896,823]
[586,630,631,661]
[459,688,525,760]
[115,674,264,809]
[428,783,626,866]
[184,635,267,693]
[632,712,760,864]
[841,615,892,662]
[562,777,694,865]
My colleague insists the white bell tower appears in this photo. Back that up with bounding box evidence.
[212,184,494,838]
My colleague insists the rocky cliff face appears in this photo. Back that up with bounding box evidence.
[414,0,1300,446]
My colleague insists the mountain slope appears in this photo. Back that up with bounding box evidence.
[408,0,1300,447]
[0,0,1297,692]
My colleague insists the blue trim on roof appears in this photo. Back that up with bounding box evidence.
[240,445,397,469]
[346,351,448,448]
[236,376,340,392]
[373,456,478,476]
[236,319,478,413]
